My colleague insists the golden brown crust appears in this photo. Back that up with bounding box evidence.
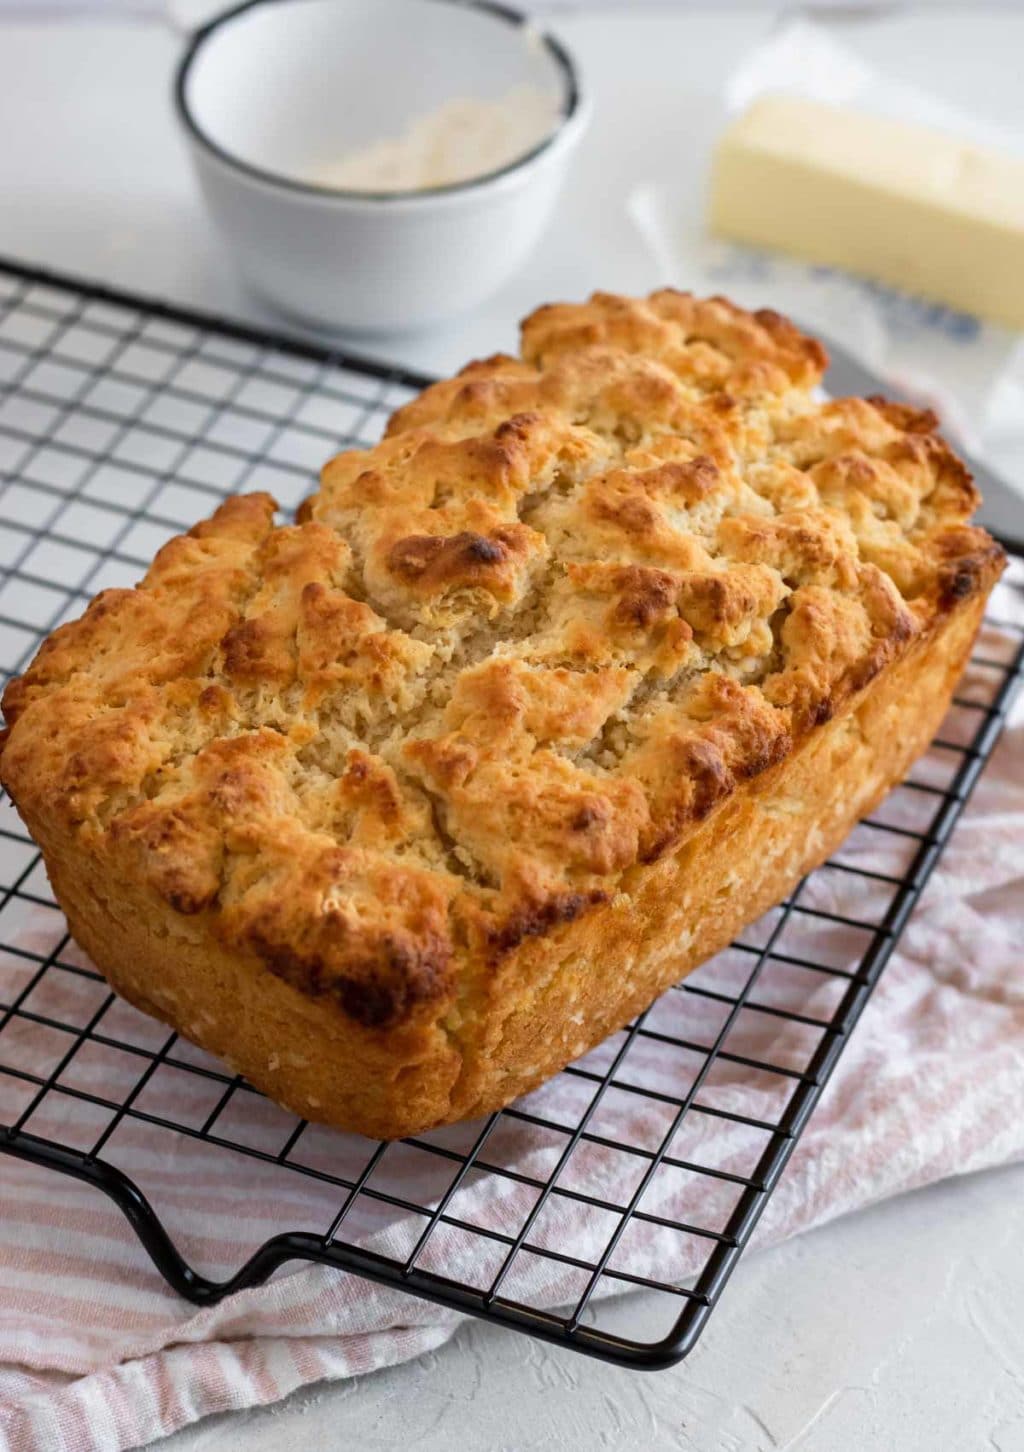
[0,289,1004,1136]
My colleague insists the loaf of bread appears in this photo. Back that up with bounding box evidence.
[0,291,1003,1139]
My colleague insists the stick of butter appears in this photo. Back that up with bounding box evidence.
[709,95,1024,330]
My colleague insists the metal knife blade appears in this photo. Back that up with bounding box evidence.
[819,332,1024,556]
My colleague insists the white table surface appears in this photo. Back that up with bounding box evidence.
[1,6,1022,1450]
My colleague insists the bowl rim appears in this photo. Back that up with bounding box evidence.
[174,0,584,205]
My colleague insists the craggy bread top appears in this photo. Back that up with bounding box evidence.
[0,291,1004,1030]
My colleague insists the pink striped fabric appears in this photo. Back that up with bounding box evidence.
[2,568,1023,1452]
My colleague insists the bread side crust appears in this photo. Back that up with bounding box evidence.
[31,587,986,1139]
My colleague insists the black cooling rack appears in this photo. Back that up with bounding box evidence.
[0,257,1022,1371]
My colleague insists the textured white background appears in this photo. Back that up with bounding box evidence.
[0,5,1022,1449]
[154,1164,1024,1451]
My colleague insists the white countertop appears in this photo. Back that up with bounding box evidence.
[154,1160,1024,1452]
[1,6,1022,1449]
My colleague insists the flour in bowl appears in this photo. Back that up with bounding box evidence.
[308,85,561,193]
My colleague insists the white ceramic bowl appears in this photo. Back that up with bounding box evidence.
[175,0,588,332]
